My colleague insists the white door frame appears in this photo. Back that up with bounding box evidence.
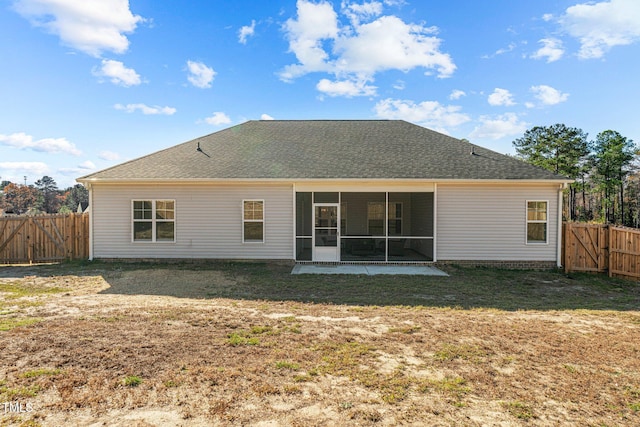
[312,203,340,262]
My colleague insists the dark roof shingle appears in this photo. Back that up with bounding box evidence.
[79,120,569,181]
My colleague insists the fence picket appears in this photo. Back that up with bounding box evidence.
[0,213,89,263]
[564,223,640,280]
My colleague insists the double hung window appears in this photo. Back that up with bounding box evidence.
[526,201,548,244]
[243,200,264,243]
[367,202,402,236]
[133,200,175,242]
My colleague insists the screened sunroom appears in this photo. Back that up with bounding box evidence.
[295,191,434,262]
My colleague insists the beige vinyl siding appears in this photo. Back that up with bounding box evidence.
[92,183,293,259]
[437,184,559,261]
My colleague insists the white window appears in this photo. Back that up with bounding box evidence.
[243,200,264,243]
[388,202,402,236]
[132,200,175,242]
[367,202,384,236]
[367,202,402,236]
[526,201,548,244]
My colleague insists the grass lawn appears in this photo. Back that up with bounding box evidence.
[0,261,639,426]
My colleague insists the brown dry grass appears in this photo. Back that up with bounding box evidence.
[0,261,639,426]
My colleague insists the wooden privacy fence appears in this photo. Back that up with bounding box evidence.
[564,222,640,280]
[0,213,88,264]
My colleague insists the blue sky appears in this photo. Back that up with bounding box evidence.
[1,0,639,188]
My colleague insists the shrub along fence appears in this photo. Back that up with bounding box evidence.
[0,213,88,264]
[564,222,640,280]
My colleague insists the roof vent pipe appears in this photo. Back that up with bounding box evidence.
[470,145,476,155]
[196,141,211,157]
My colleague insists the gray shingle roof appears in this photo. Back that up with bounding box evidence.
[79,120,569,182]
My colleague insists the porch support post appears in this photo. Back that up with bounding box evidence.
[385,191,389,262]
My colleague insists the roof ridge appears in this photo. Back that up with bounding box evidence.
[252,119,397,122]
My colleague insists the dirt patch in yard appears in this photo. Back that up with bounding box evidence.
[0,262,639,426]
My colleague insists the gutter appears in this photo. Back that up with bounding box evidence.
[557,183,566,268]
[76,177,574,186]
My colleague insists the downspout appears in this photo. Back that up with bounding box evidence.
[292,183,296,262]
[433,183,438,263]
[557,183,566,268]
[87,183,94,261]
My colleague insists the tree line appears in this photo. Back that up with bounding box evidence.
[0,176,88,215]
[513,124,637,226]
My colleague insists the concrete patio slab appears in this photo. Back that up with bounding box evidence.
[291,264,448,276]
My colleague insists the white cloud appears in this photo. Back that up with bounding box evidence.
[93,59,141,87]
[342,1,383,25]
[186,60,216,88]
[449,89,466,100]
[238,20,256,44]
[530,85,569,105]
[542,13,554,22]
[98,150,120,161]
[280,0,339,80]
[392,80,405,90]
[280,0,455,96]
[334,16,456,77]
[316,77,376,97]
[530,38,564,62]
[482,42,517,59]
[374,98,471,130]
[13,0,143,57]
[488,88,515,106]
[114,103,176,115]
[0,132,81,156]
[260,114,274,120]
[204,112,231,125]
[469,113,529,140]
[0,162,50,178]
[79,160,96,169]
[58,160,97,175]
[559,0,640,59]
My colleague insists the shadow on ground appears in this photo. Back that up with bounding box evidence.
[1,260,639,311]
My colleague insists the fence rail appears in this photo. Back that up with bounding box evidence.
[564,222,640,280]
[0,213,88,264]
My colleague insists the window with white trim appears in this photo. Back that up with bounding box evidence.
[526,201,547,244]
[367,202,384,236]
[367,202,402,236]
[243,200,264,242]
[388,202,402,236]
[132,200,175,242]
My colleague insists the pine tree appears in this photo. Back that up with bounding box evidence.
[513,124,590,220]
[34,176,61,213]
[591,130,636,224]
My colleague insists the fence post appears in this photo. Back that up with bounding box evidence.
[608,225,613,278]
[564,222,573,273]
[27,217,34,264]
[67,214,74,260]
